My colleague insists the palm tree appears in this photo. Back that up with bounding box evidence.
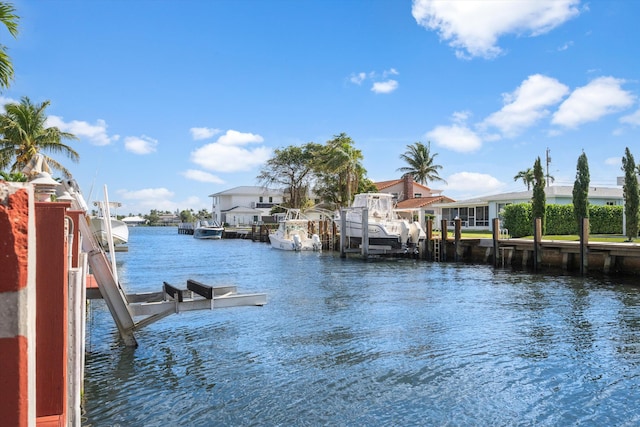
[318,133,364,207]
[514,168,534,190]
[0,96,79,177]
[0,2,19,89]
[397,141,446,185]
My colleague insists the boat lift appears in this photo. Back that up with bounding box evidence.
[67,181,267,347]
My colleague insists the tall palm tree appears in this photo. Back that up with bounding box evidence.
[0,96,79,177]
[514,168,534,190]
[0,2,19,90]
[319,133,364,207]
[397,141,446,185]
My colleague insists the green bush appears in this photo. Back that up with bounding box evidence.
[501,204,532,238]
[546,204,577,235]
[589,205,623,234]
[502,203,622,237]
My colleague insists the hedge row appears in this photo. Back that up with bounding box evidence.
[501,203,623,237]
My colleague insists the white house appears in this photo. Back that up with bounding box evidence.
[209,186,285,226]
[433,185,623,230]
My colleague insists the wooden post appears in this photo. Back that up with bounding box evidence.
[425,219,433,261]
[580,217,589,275]
[340,209,346,258]
[533,217,541,272]
[361,207,369,258]
[492,218,500,267]
[440,219,448,262]
[454,218,462,262]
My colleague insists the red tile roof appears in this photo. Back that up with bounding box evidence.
[375,179,433,192]
[396,195,455,209]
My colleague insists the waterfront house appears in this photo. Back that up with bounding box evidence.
[374,175,455,227]
[209,186,284,226]
[434,185,624,230]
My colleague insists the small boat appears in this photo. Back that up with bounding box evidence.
[269,209,321,251]
[90,201,129,247]
[193,220,224,239]
[340,193,425,250]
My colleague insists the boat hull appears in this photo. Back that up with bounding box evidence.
[193,227,224,239]
[268,233,321,251]
[90,217,129,246]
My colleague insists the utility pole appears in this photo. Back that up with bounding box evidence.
[545,147,551,187]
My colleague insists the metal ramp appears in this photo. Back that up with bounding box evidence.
[69,182,267,347]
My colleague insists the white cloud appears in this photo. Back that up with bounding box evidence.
[190,127,221,140]
[217,129,264,145]
[620,109,640,127]
[604,157,621,166]
[0,95,18,106]
[115,188,211,215]
[557,41,574,51]
[350,72,367,85]
[182,169,225,184]
[383,68,399,77]
[349,69,399,93]
[482,74,569,137]
[444,172,505,195]
[552,76,636,128]
[117,187,177,212]
[412,0,581,59]
[190,129,271,173]
[426,124,482,153]
[124,135,158,155]
[371,80,399,94]
[46,115,118,146]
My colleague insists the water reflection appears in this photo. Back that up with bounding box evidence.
[83,228,640,426]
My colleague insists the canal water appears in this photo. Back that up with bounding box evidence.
[83,227,640,426]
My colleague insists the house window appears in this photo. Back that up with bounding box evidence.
[269,196,273,203]
[259,196,263,203]
[606,201,616,206]
[414,193,422,198]
[476,206,489,227]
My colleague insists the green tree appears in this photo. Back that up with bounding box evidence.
[180,209,195,223]
[572,151,590,230]
[513,168,534,190]
[0,170,25,181]
[257,142,321,209]
[314,133,366,208]
[0,2,18,90]
[622,147,639,241]
[397,141,446,185]
[145,209,161,225]
[532,157,546,234]
[0,97,79,177]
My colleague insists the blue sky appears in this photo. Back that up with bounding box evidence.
[4,0,640,215]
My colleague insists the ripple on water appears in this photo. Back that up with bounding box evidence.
[83,228,640,426]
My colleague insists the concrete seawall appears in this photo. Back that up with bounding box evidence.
[439,238,640,276]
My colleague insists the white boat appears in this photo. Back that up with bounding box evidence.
[269,209,321,251]
[193,220,224,239]
[340,193,426,250]
[90,201,129,247]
